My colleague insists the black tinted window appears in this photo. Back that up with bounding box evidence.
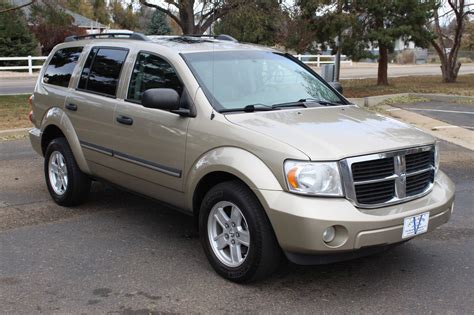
[78,48,128,97]
[127,52,182,102]
[43,47,83,87]
[78,48,97,90]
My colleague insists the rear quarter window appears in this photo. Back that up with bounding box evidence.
[43,47,83,87]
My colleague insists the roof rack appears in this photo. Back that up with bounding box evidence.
[64,32,150,42]
[182,34,238,42]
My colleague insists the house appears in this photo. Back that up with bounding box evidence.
[9,0,109,33]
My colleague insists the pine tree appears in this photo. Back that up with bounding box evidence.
[147,10,171,35]
[296,0,435,85]
[0,2,39,61]
[213,0,284,45]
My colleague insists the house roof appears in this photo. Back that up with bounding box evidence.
[10,0,108,29]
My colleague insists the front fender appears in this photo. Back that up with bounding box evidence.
[41,107,90,174]
[185,147,283,210]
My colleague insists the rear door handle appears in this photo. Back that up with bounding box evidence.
[116,115,133,126]
[65,103,77,111]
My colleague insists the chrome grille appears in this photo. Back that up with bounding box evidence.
[340,145,436,208]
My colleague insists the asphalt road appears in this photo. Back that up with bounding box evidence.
[2,63,474,95]
[394,101,474,130]
[0,139,473,313]
[0,77,37,95]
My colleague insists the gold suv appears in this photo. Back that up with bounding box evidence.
[29,33,455,282]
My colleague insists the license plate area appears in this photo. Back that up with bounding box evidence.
[402,212,430,239]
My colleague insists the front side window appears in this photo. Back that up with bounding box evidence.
[78,48,128,97]
[43,47,83,87]
[182,51,345,111]
[127,52,183,102]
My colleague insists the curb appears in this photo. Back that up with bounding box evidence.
[382,105,474,151]
[0,128,30,137]
[348,93,474,107]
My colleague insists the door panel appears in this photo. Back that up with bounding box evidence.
[106,51,190,192]
[64,47,128,171]
[65,91,116,166]
[109,102,189,191]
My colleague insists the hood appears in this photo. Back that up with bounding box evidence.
[224,105,435,161]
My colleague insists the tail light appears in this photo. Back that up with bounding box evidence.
[28,95,34,123]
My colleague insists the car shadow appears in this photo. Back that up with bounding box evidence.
[84,181,439,289]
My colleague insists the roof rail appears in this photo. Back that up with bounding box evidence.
[64,32,150,42]
[182,34,238,42]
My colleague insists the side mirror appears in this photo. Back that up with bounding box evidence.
[329,82,343,94]
[142,88,180,111]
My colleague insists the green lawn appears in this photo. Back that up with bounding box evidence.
[342,74,474,98]
[0,95,31,130]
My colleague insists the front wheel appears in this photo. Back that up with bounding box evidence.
[44,137,91,206]
[199,181,282,282]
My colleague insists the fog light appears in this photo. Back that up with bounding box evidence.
[322,226,336,243]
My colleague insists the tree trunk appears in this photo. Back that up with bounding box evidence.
[179,2,196,34]
[377,46,389,85]
[441,60,462,83]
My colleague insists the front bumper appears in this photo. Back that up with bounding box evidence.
[258,170,454,260]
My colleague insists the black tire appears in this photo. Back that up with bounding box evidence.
[44,137,91,206]
[199,180,282,282]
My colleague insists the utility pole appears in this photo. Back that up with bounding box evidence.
[335,35,341,81]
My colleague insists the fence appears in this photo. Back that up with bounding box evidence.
[0,54,352,75]
[0,56,48,75]
[294,54,352,67]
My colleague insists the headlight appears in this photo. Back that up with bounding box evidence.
[284,160,343,196]
[434,141,440,173]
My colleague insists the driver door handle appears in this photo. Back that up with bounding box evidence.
[65,103,77,111]
[116,115,133,126]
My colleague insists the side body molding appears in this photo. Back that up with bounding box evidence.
[185,147,283,211]
[41,107,90,174]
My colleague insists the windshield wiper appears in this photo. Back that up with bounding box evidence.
[297,98,344,106]
[219,103,280,113]
[271,101,308,109]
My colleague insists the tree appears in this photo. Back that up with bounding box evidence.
[147,9,171,35]
[213,0,284,45]
[138,0,247,34]
[91,0,110,25]
[59,0,93,20]
[461,20,474,51]
[0,2,39,61]
[0,0,36,14]
[29,0,86,54]
[296,0,435,85]
[110,0,139,30]
[429,0,473,82]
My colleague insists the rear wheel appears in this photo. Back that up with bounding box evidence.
[44,137,90,206]
[199,180,282,282]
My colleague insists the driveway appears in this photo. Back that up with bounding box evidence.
[0,139,473,313]
[393,101,474,130]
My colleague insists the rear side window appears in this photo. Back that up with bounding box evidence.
[43,47,83,87]
[127,52,183,102]
[78,48,128,97]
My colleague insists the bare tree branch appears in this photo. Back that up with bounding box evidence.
[0,0,36,14]
[139,0,182,29]
[199,3,238,33]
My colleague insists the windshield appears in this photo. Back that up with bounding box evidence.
[181,51,345,112]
